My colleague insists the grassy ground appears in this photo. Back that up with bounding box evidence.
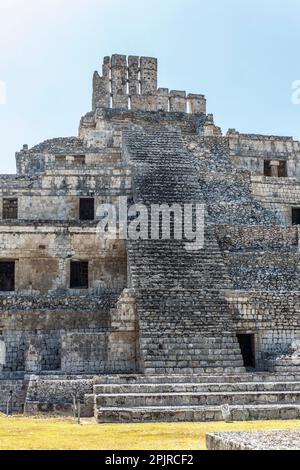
[0,415,300,450]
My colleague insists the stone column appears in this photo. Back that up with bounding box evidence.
[25,338,42,373]
[270,160,280,177]
[107,289,138,371]
[0,340,6,372]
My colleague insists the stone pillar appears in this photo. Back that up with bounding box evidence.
[111,54,127,95]
[169,90,187,112]
[107,289,138,370]
[157,88,169,112]
[111,289,137,332]
[128,56,140,95]
[25,338,42,373]
[0,340,6,372]
[187,94,206,114]
[92,64,110,111]
[102,56,111,81]
[270,160,280,177]
[110,54,128,110]
[140,57,157,94]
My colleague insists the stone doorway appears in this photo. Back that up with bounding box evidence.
[237,333,255,368]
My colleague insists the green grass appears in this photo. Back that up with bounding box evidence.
[1,415,300,450]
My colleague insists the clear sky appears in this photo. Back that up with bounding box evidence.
[0,0,299,173]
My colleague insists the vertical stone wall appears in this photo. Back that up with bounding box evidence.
[226,290,300,369]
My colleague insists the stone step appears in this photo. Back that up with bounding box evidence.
[94,381,300,395]
[94,373,300,385]
[143,368,246,375]
[96,404,300,423]
[95,390,300,407]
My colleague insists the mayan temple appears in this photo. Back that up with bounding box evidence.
[0,54,300,422]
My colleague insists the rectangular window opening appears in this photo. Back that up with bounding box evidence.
[70,261,89,289]
[3,198,18,220]
[55,155,66,164]
[0,261,15,291]
[263,160,272,177]
[264,160,287,177]
[292,208,300,225]
[278,161,287,177]
[79,198,95,221]
[73,155,86,165]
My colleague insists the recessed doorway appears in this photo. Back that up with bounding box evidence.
[237,333,255,368]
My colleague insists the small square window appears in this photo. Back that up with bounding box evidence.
[55,155,66,164]
[70,261,88,289]
[74,155,85,165]
[3,198,18,220]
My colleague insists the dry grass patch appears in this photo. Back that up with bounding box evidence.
[0,414,300,450]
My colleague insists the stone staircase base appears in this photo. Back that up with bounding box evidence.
[94,373,300,423]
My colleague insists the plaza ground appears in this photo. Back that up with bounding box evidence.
[0,415,300,450]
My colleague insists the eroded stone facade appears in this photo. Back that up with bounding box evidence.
[0,54,300,418]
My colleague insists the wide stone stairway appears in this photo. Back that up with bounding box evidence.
[94,373,300,422]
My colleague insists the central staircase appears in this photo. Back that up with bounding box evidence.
[124,127,245,374]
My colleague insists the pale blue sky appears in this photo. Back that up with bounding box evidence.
[0,0,299,173]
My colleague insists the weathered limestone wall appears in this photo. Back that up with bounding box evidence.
[250,176,300,225]
[215,225,298,251]
[79,109,210,148]
[0,290,138,374]
[226,290,300,369]
[228,130,300,176]
[16,141,123,176]
[0,303,110,372]
[24,375,94,415]
[0,225,127,293]
[0,170,132,221]
[61,289,138,374]
[0,378,27,412]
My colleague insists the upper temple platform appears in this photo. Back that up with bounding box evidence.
[92,54,207,114]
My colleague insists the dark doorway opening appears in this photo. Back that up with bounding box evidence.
[237,333,255,368]
[0,261,15,291]
[263,160,272,177]
[79,198,95,221]
[70,261,89,289]
[292,208,300,225]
